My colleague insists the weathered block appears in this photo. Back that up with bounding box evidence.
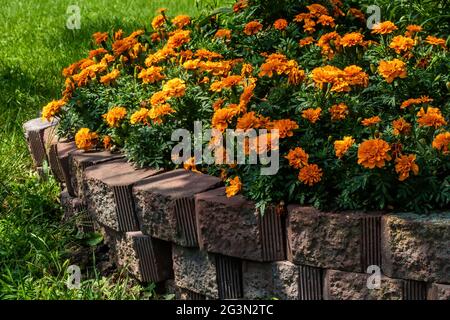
[107,228,173,283]
[55,141,77,195]
[133,170,222,246]
[428,283,450,300]
[46,137,66,183]
[60,189,94,234]
[69,149,124,199]
[287,206,382,272]
[381,213,450,283]
[242,261,299,300]
[84,159,162,232]
[176,287,208,300]
[196,187,285,262]
[172,245,219,299]
[23,118,58,167]
[324,269,404,300]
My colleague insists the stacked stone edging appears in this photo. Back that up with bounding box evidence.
[24,118,450,300]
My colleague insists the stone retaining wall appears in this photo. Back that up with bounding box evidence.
[23,119,450,300]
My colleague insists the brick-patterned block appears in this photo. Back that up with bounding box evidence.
[133,170,222,247]
[287,206,382,272]
[196,187,285,262]
[23,118,58,168]
[242,261,299,300]
[69,150,124,198]
[53,141,77,195]
[106,228,173,283]
[428,283,450,300]
[60,189,94,234]
[381,213,450,283]
[324,270,404,300]
[84,159,162,232]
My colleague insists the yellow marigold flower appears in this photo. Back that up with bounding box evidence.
[298,164,323,186]
[172,15,190,29]
[395,154,419,181]
[425,35,447,49]
[244,20,263,36]
[361,116,381,127]
[417,107,447,128]
[162,78,186,98]
[432,132,450,154]
[42,99,66,121]
[269,119,299,138]
[92,32,108,45]
[285,147,309,169]
[329,103,349,121]
[341,32,364,47]
[389,35,415,54]
[392,117,412,135]
[167,30,191,49]
[273,19,288,30]
[138,66,165,84]
[371,21,398,35]
[226,176,242,198]
[152,15,165,30]
[103,135,112,150]
[75,128,98,151]
[100,69,120,85]
[215,29,232,40]
[150,91,168,106]
[130,108,150,125]
[299,36,315,47]
[378,59,408,83]
[334,136,355,159]
[212,108,234,132]
[302,107,322,124]
[357,139,391,169]
[149,104,175,124]
[103,106,127,128]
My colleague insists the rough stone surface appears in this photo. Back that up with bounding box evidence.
[427,283,450,300]
[287,206,381,272]
[84,159,162,232]
[381,213,450,283]
[242,261,299,300]
[133,170,222,246]
[23,118,58,167]
[196,187,285,262]
[324,270,404,300]
[69,150,123,199]
[172,245,219,298]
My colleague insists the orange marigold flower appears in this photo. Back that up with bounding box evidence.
[75,128,98,151]
[432,132,450,154]
[92,32,108,45]
[103,135,112,150]
[195,49,223,60]
[149,104,175,123]
[212,108,234,132]
[162,78,186,98]
[334,136,355,159]
[42,99,66,121]
[241,63,254,77]
[236,111,266,130]
[172,15,190,29]
[395,154,419,181]
[130,108,150,125]
[302,107,322,124]
[212,98,226,111]
[285,147,309,169]
[405,24,422,37]
[138,66,165,84]
[145,47,176,66]
[103,106,127,128]
[88,48,108,59]
[341,32,364,47]
[389,35,415,54]
[244,21,263,36]
[150,91,168,106]
[425,35,447,49]
[183,157,200,173]
[329,103,349,121]
[371,21,398,35]
[226,176,242,198]
[317,15,335,28]
[100,69,120,85]
[298,164,323,186]
[392,117,412,135]
[417,107,447,128]
[215,29,232,40]
[400,96,433,109]
[361,116,381,127]
[233,0,248,13]
[269,119,299,138]
[114,29,124,40]
[299,36,315,46]
[273,19,288,30]
[167,30,191,49]
[307,4,328,16]
[378,59,408,83]
[357,139,391,169]
[348,8,365,22]
[152,15,165,30]
[239,83,256,109]
[316,31,341,58]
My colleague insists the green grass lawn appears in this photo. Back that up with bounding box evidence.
[0,0,229,299]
